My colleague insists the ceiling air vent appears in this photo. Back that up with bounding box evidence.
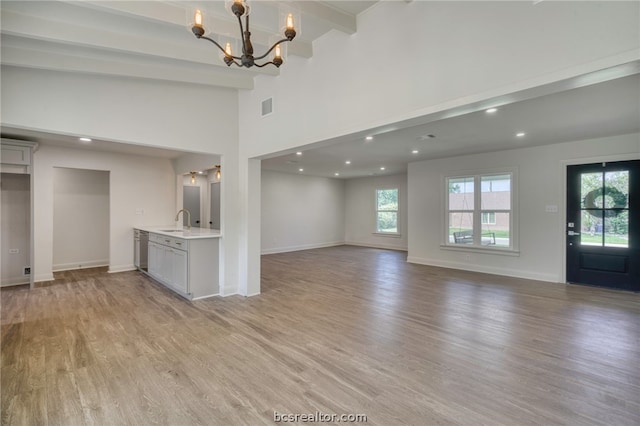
[261,98,273,117]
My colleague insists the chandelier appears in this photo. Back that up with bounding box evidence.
[191,1,297,68]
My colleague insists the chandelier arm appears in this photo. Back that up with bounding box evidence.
[253,38,290,61]
[254,61,276,68]
[200,36,242,60]
[237,14,248,54]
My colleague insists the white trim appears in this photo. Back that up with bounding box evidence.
[407,256,561,283]
[191,293,220,300]
[439,244,519,257]
[35,273,55,283]
[261,241,344,255]
[245,291,261,297]
[1,277,30,287]
[372,232,401,238]
[53,260,109,272]
[345,241,408,251]
[108,264,136,273]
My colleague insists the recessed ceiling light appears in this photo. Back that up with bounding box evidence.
[365,136,373,141]
[334,172,340,176]
[198,171,203,174]
[412,150,419,154]
[296,151,302,156]
[345,160,351,165]
[486,108,498,114]
[516,132,526,137]
[380,167,385,171]
[299,168,304,172]
[79,137,92,142]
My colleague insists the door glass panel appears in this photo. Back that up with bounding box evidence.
[581,172,603,209]
[449,177,474,210]
[581,210,603,246]
[604,171,629,209]
[605,211,629,248]
[449,212,473,244]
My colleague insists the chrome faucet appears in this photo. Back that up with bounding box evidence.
[175,209,192,230]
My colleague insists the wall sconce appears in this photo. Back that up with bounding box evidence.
[190,172,196,184]
[215,165,221,180]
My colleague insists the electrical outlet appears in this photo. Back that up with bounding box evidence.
[24,267,31,276]
[9,249,19,254]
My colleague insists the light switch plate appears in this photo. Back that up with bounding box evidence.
[545,205,558,213]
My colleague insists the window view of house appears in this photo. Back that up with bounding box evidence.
[448,174,511,248]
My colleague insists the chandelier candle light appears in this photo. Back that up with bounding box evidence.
[192,1,296,68]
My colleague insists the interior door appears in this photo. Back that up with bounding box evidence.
[566,160,639,291]
[183,186,201,228]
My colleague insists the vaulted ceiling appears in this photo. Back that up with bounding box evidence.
[1,1,377,90]
[2,1,638,179]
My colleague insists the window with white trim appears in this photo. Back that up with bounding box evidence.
[446,172,514,249]
[376,188,398,234]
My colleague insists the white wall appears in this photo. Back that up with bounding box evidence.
[261,170,345,254]
[1,173,30,286]
[53,168,109,271]
[33,145,176,282]
[345,174,408,251]
[239,1,639,159]
[407,133,640,283]
[2,67,243,296]
[238,0,639,294]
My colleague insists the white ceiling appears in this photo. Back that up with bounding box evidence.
[0,1,378,89]
[262,72,640,179]
[1,1,639,178]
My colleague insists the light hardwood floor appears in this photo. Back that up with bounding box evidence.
[2,246,639,425]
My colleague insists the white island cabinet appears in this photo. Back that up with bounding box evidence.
[136,227,221,300]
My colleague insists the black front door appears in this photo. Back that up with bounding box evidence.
[566,160,640,291]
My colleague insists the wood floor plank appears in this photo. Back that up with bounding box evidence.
[1,246,639,425]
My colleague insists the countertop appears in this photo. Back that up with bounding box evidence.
[136,226,222,240]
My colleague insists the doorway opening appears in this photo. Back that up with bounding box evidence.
[52,168,110,272]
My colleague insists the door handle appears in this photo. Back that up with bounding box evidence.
[568,231,580,236]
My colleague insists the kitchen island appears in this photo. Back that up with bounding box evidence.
[134,226,221,300]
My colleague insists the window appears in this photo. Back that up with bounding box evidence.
[481,212,496,225]
[376,188,398,233]
[446,172,514,249]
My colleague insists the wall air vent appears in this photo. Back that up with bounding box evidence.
[261,98,273,117]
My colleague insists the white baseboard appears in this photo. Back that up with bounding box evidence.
[245,291,261,297]
[1,277,30,287]
[35,273,55,283]
[108,264,136,273]
[261,241,345,255]
[191,293,220,300]
[345,241,408,252]
[53,260,109,272]
[406,256,561,283]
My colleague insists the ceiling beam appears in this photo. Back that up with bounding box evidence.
[68,0,313,59]
[1,10,279,77]
[287,1,357,35]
